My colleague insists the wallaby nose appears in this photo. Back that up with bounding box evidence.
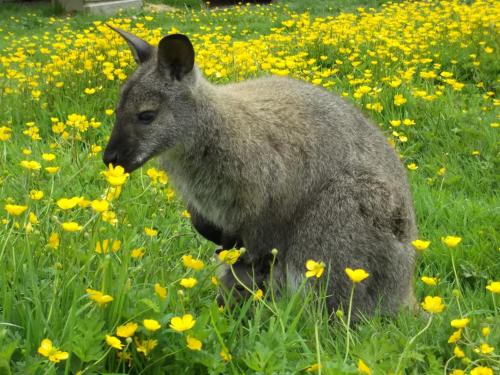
[103,149,119,167]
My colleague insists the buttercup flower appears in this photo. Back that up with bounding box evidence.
[450,318,470,329]
[170,314,196,332]
[105,335,123,350]
[182,255,205,270]
[143,319,161,332]
[180,278,198,288]
[135,338,158,356]
[470,367,493,375]
[38,339,69,363]
[86,288,113,306]
[186,336,202,351]
[357,359,372,375]
[61,222,82,232]
[485,281,500,293]
[412,239,430,251]
[154,283,167,299]
[4,204,28,216]
[441,236,462,248]
[305,260,325,278]
[421,296,445,314]
[345,268,369,283]
[102,164,129,186]
[218,249,241,265]
[421,276,438,286]
[116,322,138,338]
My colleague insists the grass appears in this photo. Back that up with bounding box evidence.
[0,0,499,374]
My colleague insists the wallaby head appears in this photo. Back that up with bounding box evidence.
[103,26,199,172]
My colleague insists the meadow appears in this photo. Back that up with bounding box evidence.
[0,0,499,373]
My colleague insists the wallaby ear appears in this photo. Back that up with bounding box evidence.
[157,34,195,81]
[106,24,153,64]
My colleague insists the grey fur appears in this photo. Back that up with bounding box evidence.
[103,30,418,317]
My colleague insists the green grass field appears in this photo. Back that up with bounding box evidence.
[0,0,499,374]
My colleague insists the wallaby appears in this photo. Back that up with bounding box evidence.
[103,26,418,317]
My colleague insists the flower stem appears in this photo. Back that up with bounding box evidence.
[343,283,355,362]
[395,315,434,374]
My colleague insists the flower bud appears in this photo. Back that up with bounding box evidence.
[335,309,344,319]
[452,289,461,298]
[271,248,278,256]
[239,247,246,255]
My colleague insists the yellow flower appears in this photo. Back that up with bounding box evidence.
[180,277,198,288]
[29,212,38,225]
[106,186,122,201]
[105,335,123,350]
[105,109,114,116]
[475,343,494,355]
[0,126,12,141]
[482,326,490,336]
[390,120,401,127]
[421,296,445,314]
[170,314,196,332]
[42,153,56,161]
[450,318,470,329]
[48,233,60,249]
[485,281,500,293]
[116,322,138,338]
[37,339,69,363]
[61,222,82,232]
[135,338,158,356]
[102,164,129,186]
[20,160,41,170]
[186,336,202,351]
[394,94,407,106]
[218,249,241,265]
[143,319,161,332]
[144,227,158,237]
[95,239,121,254]
[451,370,465,375]
[448,329,462,344]
[29,190,44,200]
[453,346,465,358]
[154,283,167,299]
[411,239,430,251]
[357,359,372,375]
[253,289,264,301]
[470,367,493,375]
[181,210,191,219]
[421,276,438,286]
[84,88,96,95]
[406,163,418,171]
[4,204,28,216]
[220,349,232,362]
[441,236,462,248]
[57,197,82,210]
[101,210,118,225]
[345,268,369,283]
[45,166,60,174]
[182,255,205,270]
[305,260,325,278]
[306,363,321,373]
[91,199,110,213]
[131,247,145,258]
[86,288,113,306]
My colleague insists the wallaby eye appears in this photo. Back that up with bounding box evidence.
[137,111,156,124]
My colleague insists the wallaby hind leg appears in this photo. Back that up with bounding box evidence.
[284,181,416,318]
